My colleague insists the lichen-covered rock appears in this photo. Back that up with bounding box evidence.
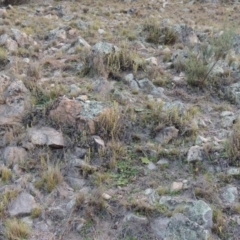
[219,185,238,206]
[165,213,209,240]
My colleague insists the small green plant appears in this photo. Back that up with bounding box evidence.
[5,218,31,240]
[184,53,209,88]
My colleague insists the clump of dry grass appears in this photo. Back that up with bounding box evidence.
[80,43,146,78]
[34,166,63,193]
[0,166,12,182]
[226,118,240,166]
[143,18,177,45]
[0,47,8,65]
[5,218,31,240]
[97,103,123,139]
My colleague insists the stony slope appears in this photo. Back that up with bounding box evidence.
[0,0,240,239]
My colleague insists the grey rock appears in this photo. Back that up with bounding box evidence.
[147,162,157,170]
[123,213,148,224]
[92,77,114,94]
[163,101,185,115]
[0,75,30,126]
[75,147,87,158]
[138,78,156,93]
[157,158,169,166]
[124,73,134,83]
[187,146,204,162]
[151,217,170,239]
[229,81,240,105]
[48,27,66,40]
[227,167,240,176]
[155,126,179,144]
[8,192,37,217]
[184,200,213,229]
[75,20,89,30]
[65,177,86,190]
[220,185,238,206]
[221,115,236,128]
[171,49,189,67]
[165,213,209,240]
[92,42,119,55]
[69,84,81,96]
[195,135,209,145]
[27,127,65,148]
[76,36,91,48]
[3,146,27,167]
[11,28,34,47]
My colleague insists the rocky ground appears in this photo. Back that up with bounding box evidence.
[0,0,240,239]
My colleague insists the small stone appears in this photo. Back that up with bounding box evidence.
[144,188,154,195]
[171,182,183,192]
[145,57,158,65]
[187,146,204,162]
[220,111,234,117]
[157,158,169,166]
[98,29,105,34]
[76,95,88,101]
[147,162,157,170]
[102,193,112,200]
[92,135,105,148]
[124,73,134,83]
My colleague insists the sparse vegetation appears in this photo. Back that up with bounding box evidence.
[34,166,63,192]
[226,118,240,166]
[5,218,31,240]
[143,18,177,45]
[0,166,12,182]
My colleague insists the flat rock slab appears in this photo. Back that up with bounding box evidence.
[8,192,37,217]
[27,127,65,148]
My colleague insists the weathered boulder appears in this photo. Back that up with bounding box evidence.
[49,97,82,126]
[27,127,65,148]
[49,97,110,134]
[8,192,37,217]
